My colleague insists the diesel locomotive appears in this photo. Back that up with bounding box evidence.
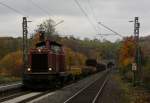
[23,31,69,89]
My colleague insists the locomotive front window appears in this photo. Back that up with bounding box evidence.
[31,54,48,72]
[36,41,46,48]
[51,45,61,53]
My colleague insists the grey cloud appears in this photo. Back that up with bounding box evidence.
[0,0,83,17]
[0,0,150,41]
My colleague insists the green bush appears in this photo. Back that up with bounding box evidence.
[0,76,20,84]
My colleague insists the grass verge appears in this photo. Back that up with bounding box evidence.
[0,76,21,85]
[112,71,150,103]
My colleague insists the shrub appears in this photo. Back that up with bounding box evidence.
[142,62,150,89]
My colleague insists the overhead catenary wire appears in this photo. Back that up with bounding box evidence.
[87,1,123,38]
[29,0,50,16]
[36,0,63,22]
[29,0,61,20]
[87,0,101,31]
[74,0,99,33]
[28,0,63,27]
[77,0,102,37]
[0,0,63,39]
[87,0,97,22]
[83,1,122,37]
[87,0,123,39]
[0,1,24,15]
[77,0,102,39]
[98,22,124,38]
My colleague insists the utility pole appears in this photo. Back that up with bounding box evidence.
[134,17,142,85]
[132,17,141,86]
[22,17,28,70]
[134,17,140,42]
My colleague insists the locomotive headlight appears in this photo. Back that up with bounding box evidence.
[48,68,52,71]
[27,68,31,72]
[38,49,41,52]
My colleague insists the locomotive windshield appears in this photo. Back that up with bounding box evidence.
[51,45,61,53]
[50,41,62,53]
[36,41,46,48]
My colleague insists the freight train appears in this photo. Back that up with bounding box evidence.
[82,59,106,76]
[22,31,107,89]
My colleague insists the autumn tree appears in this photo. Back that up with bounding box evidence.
[0,37,22,60]
[0,50,23,76]
[64,47,87,70]
[75,52,87,66]
[118,36,135,72]
[64,47,75,70]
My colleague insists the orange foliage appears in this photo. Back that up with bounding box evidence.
[33,32,41,47]
[119,37,135,67]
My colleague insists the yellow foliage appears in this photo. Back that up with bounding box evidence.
[64,47,75,68]
[64,47,87,69]
[0,50,23,76]
[75,52,87,66]
[123,58,134,66]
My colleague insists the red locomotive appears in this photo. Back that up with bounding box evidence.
[23,31,69,89]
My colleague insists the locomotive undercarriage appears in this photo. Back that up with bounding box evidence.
[23,72,71,89]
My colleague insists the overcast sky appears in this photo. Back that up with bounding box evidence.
[0,0,150,41]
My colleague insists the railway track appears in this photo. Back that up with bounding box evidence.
[0,83,24,102]
[0,84,50,103]
[0,71,109,103]
[1,91,54,103]
[0,83,53,103]
[0,83,22,92]
[63,72,109,103]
